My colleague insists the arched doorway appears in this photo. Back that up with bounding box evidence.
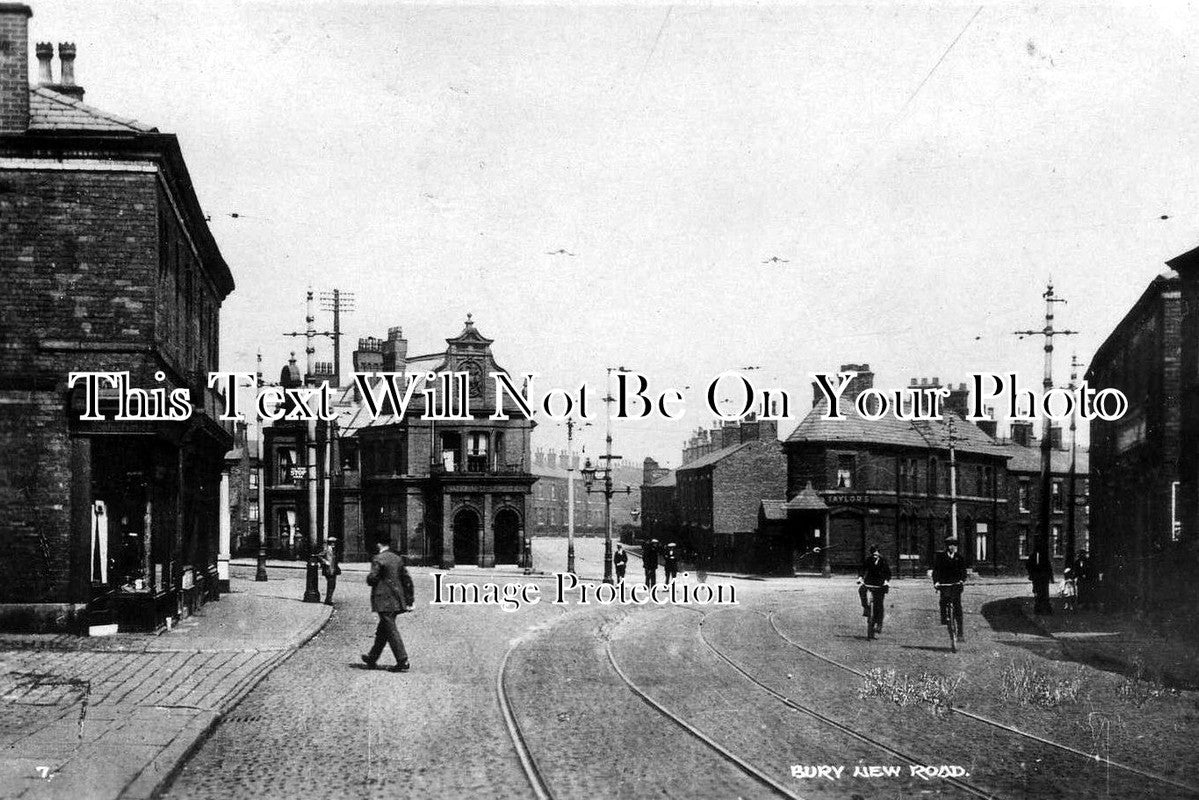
[452,508,480,566]
[494,508,521,564]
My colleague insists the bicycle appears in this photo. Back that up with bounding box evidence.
[934,581,964,652]
[861,584,886,640]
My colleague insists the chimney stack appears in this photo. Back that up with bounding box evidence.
[35,41,51,84]
[0,4,32,135]
[946,382,970,419]
[51,42,83,99]
[1010,420,1034,447]
[976,405,998,438]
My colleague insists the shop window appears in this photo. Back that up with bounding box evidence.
[277,447,298,485]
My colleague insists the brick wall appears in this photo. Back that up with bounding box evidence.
[711,440,786,535]
[0,5,30,135]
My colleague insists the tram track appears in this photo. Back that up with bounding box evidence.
[761,608,1199,798]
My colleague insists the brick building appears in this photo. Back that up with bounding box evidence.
[529,449,641,538]
[674,415,785,572]
[781,368,1008,576]
[994,422,1089,573]
[1087,260,1194,619]
[0,6,234,631]
[346,319,535,567]
[639,457,677,544]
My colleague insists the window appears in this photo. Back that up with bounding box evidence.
[836,455,854,489]
[1018,527,1029,558]
[248,501,259,521]
[975,523,988,562]
[1052,524,1063,557]
[467,432,489,472]
[1051,480,1063,512]
[249,470,259,489]
[1172,481,1182,542]
[277,447,297,485]
[1018,479,1030,513]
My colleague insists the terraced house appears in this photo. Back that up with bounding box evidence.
[0,4,234,631]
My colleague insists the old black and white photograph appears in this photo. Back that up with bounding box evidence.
[2,1,1198,798]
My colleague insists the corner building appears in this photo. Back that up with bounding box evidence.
[0,6,234,631]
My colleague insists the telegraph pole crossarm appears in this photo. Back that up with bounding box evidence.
[1014,281,1078,615]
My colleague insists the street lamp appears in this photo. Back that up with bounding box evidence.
[580,455,632,584]
[563,418,592,576]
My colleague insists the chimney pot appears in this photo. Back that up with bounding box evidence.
[57,42,75,83]
[35,41,51,84]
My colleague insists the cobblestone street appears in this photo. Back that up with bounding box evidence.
[158,540,1199,800]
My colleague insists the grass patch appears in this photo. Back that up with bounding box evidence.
[858,668,962,717]
[1116,657,1177,707]
[999,659,1085,708]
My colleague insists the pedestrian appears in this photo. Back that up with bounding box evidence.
[319,535,341,606]
[361,536,414,673]
[643,539,659,587]
[1026,547,1054,613]
[856,545,891,634]
[613,543,628,583]
[1073,550,1093,609]
[663,542,679,584]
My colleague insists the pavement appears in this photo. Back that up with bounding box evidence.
[0,568,331,800]
[1012,594,1199,689]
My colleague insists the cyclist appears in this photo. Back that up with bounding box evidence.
[933,536,968,642]
[857,545,891,634]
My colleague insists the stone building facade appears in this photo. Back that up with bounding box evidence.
[0,6,234,631]
[348,319,535,567]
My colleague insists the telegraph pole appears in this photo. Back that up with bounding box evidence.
[319,289,356,387]
[255,351,269,582]
[1065,353,1082,564]
[947,415,960,545]
[1015,282,1077,614]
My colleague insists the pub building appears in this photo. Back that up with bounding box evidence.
[0,5,234,631]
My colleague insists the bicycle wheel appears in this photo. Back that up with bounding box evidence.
[946,617,957,652]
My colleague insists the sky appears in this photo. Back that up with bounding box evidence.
[26,1,1199,467]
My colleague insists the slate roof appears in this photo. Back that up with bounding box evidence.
[785,482,829,511]
[760,499,787,521]
[27,86,156,133]
[676,441,749,471]
[996,442,1089,475]
[787,398,1006,458]
[646,470,676,488]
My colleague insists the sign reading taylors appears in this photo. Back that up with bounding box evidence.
[819,492,900,507]
[821,492,871,506]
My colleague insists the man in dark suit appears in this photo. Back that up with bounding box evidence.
[362,536,414,673]
[613,543,628,583]
[857,545,891,633]
[933,536,968,641]
[643,539,660,587]
[663,543,680,584]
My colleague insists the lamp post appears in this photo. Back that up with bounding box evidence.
[302,416,322,603]
[564,418,592,575]
[579,456,631,584]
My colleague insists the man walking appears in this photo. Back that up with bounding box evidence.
[663,543,679,584]
[613,543,628,583]
[643,539,659,587]
[362,536,414,673]
[319,535,340,606]
[857,545,891,634]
